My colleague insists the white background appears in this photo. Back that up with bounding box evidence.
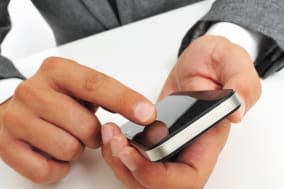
[1,1,284,189]
[2,0,55,60]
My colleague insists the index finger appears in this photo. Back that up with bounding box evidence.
[38,57,156,125]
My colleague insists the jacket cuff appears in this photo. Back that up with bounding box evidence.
[179,0,284,78]
[0,55,26,80]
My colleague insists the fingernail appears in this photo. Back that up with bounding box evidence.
[134,102,155,123]
[111,136,125,157]
[102,124,113,144]
[118,149,136,171]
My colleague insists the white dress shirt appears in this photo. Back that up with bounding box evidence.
[205,22,262,61]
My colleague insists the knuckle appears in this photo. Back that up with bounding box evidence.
[81,117,99,139]
[14,81,46,107]
[215,40,232,55]
[30,172,49,184]
[212,41,231,60]
[29,161,51,184]
[60,138,83,161]
[136,171,161,188]
[231,43,252,60]
[84,72,109,93]
[2,108,18,128]
[40,57,77,74]
[14,81,36,101]
[2,110,13,126]
[81,117,101,148]
[40,57,62,72]
[1,106,25,138]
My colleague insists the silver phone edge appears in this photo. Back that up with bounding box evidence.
[145,93,241,161]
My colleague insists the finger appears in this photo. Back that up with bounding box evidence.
[4,106,84,161]
[15,84,102,148]
[118,121,230,189]
[101,123,146,189]
[103,124,201,189]
[137,121,169,147]
[179,36,261,122]
[38,57,156,125]
[210,37,262,122]
[158,68,179,100]
[119,147,202,189]
[176,120,231,184]
[77,98,99,114]
[0,133,70,184]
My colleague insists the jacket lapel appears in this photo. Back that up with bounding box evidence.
[81,0,119,29]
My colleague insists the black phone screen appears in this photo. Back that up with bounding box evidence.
[121,89,235,150]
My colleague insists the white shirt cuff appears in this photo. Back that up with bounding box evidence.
[0,78,23,104]
[205,22,262,62]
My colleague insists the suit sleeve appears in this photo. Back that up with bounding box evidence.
[179,0,284,78]
[0,0,25,80]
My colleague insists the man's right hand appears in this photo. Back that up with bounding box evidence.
[0,57,156,184]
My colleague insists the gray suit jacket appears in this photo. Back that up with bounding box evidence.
[0,0,283,79]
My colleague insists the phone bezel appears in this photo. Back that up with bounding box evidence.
[123,90,241,162]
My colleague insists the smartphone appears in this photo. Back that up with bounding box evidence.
[121,89,241,162]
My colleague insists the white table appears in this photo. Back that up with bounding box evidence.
[1,1,284,189]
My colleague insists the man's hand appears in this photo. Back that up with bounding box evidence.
[0,57,156,184]
[101,36,261,189]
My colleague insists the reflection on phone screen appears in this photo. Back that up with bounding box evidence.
[122,90,235,150]
[133,120,169,146]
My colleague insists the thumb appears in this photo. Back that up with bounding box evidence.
[158,68,179,100]
[212,41,262,122]
[118,146,200,189]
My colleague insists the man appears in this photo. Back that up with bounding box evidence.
[0,0,283,188]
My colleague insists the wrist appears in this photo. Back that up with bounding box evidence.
[205,22,262,62]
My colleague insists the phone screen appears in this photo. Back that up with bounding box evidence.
[121,89,235,150]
